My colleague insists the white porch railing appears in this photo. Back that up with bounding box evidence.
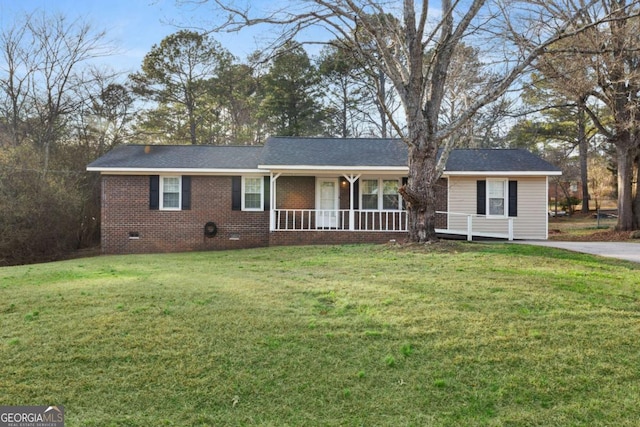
[272,209,514,240]
[273,209,408,232]
[435,211,514,241]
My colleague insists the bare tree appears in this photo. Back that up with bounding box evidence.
[0,24,34,147]
[440,43,513,148]
[563,0,640,230]
[204,0,636,241]
[531,1,640,226]
[0,12,115,264]
[318,42,402,138]
[74,70,134,155]
[588,155,615,212]
[360,65,402,138]
[25,13,111,177]
[515,70,595,213]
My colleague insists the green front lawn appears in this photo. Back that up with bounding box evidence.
[1,243,639,426]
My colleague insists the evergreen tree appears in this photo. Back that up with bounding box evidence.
[258,42,326,137]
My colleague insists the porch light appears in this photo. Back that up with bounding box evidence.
[340,178,348,187]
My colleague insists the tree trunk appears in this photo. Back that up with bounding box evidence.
[578,100,590,213]
[41,140,51,181]
[341,82,348,138]
[377,70,388,138]
[633,151,640,229]
[615,140,635,231]
[189,114,197,145]
[400,143,439,243]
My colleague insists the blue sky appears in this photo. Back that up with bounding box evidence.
[0,0,282,73]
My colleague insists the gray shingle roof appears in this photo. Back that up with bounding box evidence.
[445,149,561,172]
[260,137,560,172]
[87,137,561,173]
[87,144,262,170]
[260,137,407,167]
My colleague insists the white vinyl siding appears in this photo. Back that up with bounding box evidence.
[448,176,549,239]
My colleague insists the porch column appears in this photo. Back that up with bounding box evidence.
[270,173,281,231]
[343,174,360,231]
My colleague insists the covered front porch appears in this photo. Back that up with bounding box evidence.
[266,173,514,241]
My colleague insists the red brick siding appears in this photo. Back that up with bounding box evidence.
[275,176,360,210]
[273,176,313,229]
[276,176,315,209]
[100,174,449,254]
[339,179,351,209]
[269,231,408,247]
[101,175,269,254]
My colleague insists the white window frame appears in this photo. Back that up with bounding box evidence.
[486,179,508,218]
[360,177,402,210]
[160,175,181,211]
[360,179,379,210]
[242,176,263,211]
[382,179,401,210]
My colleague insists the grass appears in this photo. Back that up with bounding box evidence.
[1,243,640,426]
[548,213,624,240]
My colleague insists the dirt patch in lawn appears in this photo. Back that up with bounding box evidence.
[547,212,640,241]
[549,228,633,242]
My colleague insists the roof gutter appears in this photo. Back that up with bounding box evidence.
[443,171,563,177]
[86,167,266,175]
[257,165,408,172]
[87,166,562,177]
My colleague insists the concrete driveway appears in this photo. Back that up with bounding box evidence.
[515,241,640,264]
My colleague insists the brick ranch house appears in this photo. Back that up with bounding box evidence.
[87,137,562,254]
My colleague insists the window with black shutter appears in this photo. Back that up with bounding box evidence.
[149,175,160,210]
[263,176,270,211]
[477,179,517,217]
[508,180,517,217]
[150,175,191,211]
[181,176,191,210]
[476,180,486,215]
[231,176,242,210]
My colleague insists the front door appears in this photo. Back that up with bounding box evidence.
[316,178,339,228]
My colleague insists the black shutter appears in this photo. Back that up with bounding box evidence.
[508,180,518,217]
[231,176,242,210]
[181,176,191,210]
[263,176,271,211]
[476,180,486,215]
[353,179,359,210]
[149,175,160,210]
